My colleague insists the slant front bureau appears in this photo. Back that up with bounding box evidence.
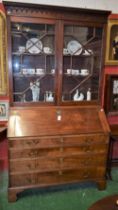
[3,1,110,202]
[7,106,110,202]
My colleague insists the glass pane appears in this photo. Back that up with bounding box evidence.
[62,25,103,102]
[12,22,55,103]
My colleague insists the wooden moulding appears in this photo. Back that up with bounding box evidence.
[105,19,118,65]
[0,10,8,95]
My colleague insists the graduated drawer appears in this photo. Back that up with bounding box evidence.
[8,134,109,150]
[9,144,108,159]
[36,154,107,169]
[9,154,107,173]
[58,154,107,169]
[10,173,36,187]
[36,168,106,184]
[63,134,109,146]
[9,157,60,172]
[9,136,62,149]
[9,158,36,172]
[10,167,106,187]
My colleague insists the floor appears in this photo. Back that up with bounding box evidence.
[0,169,118,210]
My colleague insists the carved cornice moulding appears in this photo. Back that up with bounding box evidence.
[5,4,110,24]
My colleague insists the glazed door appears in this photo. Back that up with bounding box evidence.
[10,18,57,105]
[61,22,104,104]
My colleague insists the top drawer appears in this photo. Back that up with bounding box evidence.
[9,136,62,149]
[9,134,109,149]
[63,134,109,146]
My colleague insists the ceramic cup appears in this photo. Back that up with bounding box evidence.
[36,68,44,74]
[43,47,52,54]
[74,70,80,75]
[81,69,89,75]
[63,48,68,55]
[22,69,28,74]
[28,69,35,74]
[51,69,55,74]
[67,69,71,74]
[18,46,25,53]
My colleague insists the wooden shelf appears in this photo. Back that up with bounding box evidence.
[12,52,55,56]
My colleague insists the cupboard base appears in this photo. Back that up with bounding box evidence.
[8,179,107,202]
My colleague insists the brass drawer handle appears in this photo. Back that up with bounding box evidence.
[83,172,90,178]
[26,140,39,145]
[34,139,40,144]
[83,146,92,152]
[29,150,37,156]
[26,141,32,145]
[85,138,92,144]
[27,177,35,184]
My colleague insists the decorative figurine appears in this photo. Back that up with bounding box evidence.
[87,88,91,101]
[45,91,54,102]
[20,94,26,102]
[48,92,54,101]
[73,89,84,101]
[30,81,40,102]
[73,89,79,101]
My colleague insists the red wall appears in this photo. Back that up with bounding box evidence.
[103,14,118,125]
[103,66,118,124]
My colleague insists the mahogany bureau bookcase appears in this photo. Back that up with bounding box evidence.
[3,1,110,202]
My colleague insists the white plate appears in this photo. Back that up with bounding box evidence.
[67,40,82,55]
[26,38,43,54]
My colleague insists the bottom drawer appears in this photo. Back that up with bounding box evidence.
[9,173,36,186]
[36,168,105,185]
[10,167,106,187]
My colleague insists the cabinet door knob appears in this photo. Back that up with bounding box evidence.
[56,110,62,121]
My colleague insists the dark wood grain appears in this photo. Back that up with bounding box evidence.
[7,106,109,137]
[88,194,118,210]
[7,105,110,201]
